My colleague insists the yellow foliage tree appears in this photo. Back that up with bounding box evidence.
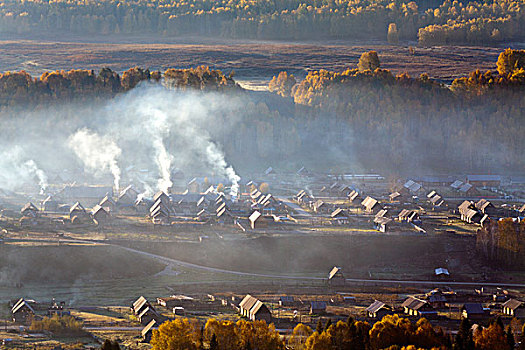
[150,318,201,350]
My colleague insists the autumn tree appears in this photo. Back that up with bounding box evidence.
[288,323,313,350]
[358,51,381,72]
[473,322,508,350]
[150,318,202,350]
[268,71,297,97]
[497,49,525,76]
[387,23,399,44]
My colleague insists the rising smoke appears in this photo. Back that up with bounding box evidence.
[0,83,243,198]
[68,128,122,191]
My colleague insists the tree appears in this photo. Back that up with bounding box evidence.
[288,324,313,350]
[101,340,121,350]
[316,319,323,334]
[496,49,525,76]
[304,330,332,350]
[210,333,219,350]
[259,182,269,193]
[473,322,508,350]
[387,23,399,44]
[506,326,515,350]
[324,319,332,331]
[268,71,297,97]
[453,318,474,350]
[151,318,201,350]
[358,51,381,72]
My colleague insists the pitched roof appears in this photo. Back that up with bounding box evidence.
[450,180,463,189]
[462,303,484,314]
[402,296,428,310]
[142,319,158,337]
[249,211,262,223]
[459,183,473,193]
[331,208,347,218]
[70,202,86,213]
[366,300,388,313]
[435,268,449,276]
[502,299,524,310]
[310,301,327,309]
[348,190,359,202]
[239,295,258,311]
[361,196,378,210]
[328,266,343,280]
[21,202,38,213]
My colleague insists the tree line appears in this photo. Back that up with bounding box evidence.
[0,0,524,44]
[267,49,525,173]
[477,218,525,268]
[0,66,237,106]
[149,314,521,350]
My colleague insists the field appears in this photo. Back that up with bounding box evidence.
[0,36,504,89]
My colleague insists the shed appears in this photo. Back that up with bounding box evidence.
[348,190,360,203]
[42,196,58,212]
[69,202,87,219]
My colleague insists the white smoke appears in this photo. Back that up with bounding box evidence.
[0,147,48,193]
[205,142,241,198]
[140,107,174,193]
[68,128,122,191]
[24,160,48,194]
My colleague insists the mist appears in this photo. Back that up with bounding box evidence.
[0,83,246,197]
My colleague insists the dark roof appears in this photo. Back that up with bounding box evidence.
[463,303,484,314]
[310,301,327,309]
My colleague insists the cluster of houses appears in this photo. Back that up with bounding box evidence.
[367,288,525,322]
[10,298,70,324]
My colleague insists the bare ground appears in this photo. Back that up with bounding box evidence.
[0,36,503,87]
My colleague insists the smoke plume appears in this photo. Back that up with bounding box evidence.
[68,128,122,191]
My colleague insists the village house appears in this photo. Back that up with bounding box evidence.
[239,295,272,323]
[91,205,110,225]
[131,296,154,315]
[397,209,421,224]
[348,190,360,203]
[142,319,158,343]
[327,266,345,286]
[42,196,58,212]
[331,208,349,225]
[502,299,525,318]
[11,298,35,323]
[462,303,487,320]
[138,306,161,326]
[279,296,295,307]
[361,196,380,213]
[117,185,139,207]
[98,194,117,212]
[366,300,394,318]
[402,297,437,318]
[403,180,423,194]
[21,203,39,217]
[466,175,501,188]
[69,202,87,219]
[310,301,327,314]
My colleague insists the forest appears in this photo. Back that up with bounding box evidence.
[1,49,524,174]
[148,315,520,350]
[477,218,525,268]
[0,0,524,44]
